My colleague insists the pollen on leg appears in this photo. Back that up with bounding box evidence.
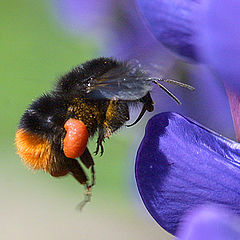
[15,129,52,171]
[63,118,89,159]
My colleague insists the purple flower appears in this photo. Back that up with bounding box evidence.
[137,0,240,87]
[176,206,240,240]
[136,112,240,235]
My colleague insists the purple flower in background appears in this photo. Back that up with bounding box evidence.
[52,0,172,66]
[137,0,240,141]
[136,112,240,235]
[176,206,240,240]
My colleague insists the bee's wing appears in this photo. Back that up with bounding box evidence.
[85,66,152,100]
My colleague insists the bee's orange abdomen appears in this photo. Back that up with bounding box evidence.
[63,118,89,159]
[15,129,52,171]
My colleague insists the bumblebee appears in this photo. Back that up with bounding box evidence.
[15,57,194,194]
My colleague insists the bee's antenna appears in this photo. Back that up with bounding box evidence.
[150,78,195,91]
[151,80,182,105]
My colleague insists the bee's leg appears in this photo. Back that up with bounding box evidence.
[67,158,89,186]
[89,165,95,188]
[95,101,129,156]
[80,147,94,168]
[126,92,154,127]
[67,159,94,210]
[126,104,147,127]
[80,147,95,187]
[49,155,93,209]
[94,128,105,156]
[49,157,88,186]
[95,100,119,156]
[76,184,92,211]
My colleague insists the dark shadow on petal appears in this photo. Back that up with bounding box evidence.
[136,113,172,231]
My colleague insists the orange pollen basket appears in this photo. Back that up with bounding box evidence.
[63,118,89,159]
[15,129,52,171]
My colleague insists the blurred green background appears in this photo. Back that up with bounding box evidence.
[0,0,171,239]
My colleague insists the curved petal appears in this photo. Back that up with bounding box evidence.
[135,112,240,235]
[136,0,199,61]
[176,206,240,240]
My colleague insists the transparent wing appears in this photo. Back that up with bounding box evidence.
[85,65,152,100]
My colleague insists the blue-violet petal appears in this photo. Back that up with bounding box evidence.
[135,112,240,235]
